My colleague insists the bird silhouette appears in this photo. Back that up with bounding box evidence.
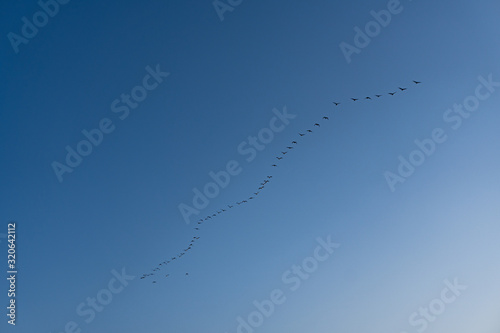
[365,96,371,100]
[323,117,329,120]
[413,80,421,84]
[351,98,358,101]
[282,152,287,155]
[399,87,407,91]
[307,130,312,133]
[287,146,294,149]
[388,92,396,95]
[375,94,382,98]
[299,133,305,136]
[272,164,277,167]
[333,102,340,106]
[314,123,320,127]
[276,157,283,160]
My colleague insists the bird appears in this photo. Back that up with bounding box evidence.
[185,273,189,276]
[287,146,294,149]
[323,117,329,120]
[375,94,382,98]
[299,133,305,136]
[276,157,283,160]
[399,87,407,91]
[165,274,170,277]
[351,98,358,101]
[254,192,259,195]
[153,281,157,283]
[222,209,226,212]
[267,176,272,179]
[413,80,421,84]
[272,164,277,167]
[228,205,233,208]
[314,123,320,127]
[365,96,371,100]
[282,152,287,155]
[307,130,312,133]
[388,92,396,95]
[333,102,341,106]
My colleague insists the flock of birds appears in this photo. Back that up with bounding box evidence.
[141,80,422,283]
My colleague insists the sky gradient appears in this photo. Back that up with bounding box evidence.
[1,0,500,332]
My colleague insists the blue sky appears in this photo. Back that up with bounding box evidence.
[1,0,500,332]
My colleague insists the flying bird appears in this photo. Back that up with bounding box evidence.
[351,98,358,101]
[272,164,277,167]
[365,96,371,100]
[375,94,382,98]
[282,152,287,155]
[413,80,421,84]
[314,123,320,127]
[287,146,294,149]
[323,117,329,120]
[276,157,283,160]
[307,130,312,133]
[299,133,305,136]
[333,102,340,106]
[399,87,407,91]
[388,92,396,95]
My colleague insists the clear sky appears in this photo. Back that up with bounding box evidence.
[1,0,500,332]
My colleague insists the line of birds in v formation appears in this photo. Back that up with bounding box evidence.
[141,80,422,283]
